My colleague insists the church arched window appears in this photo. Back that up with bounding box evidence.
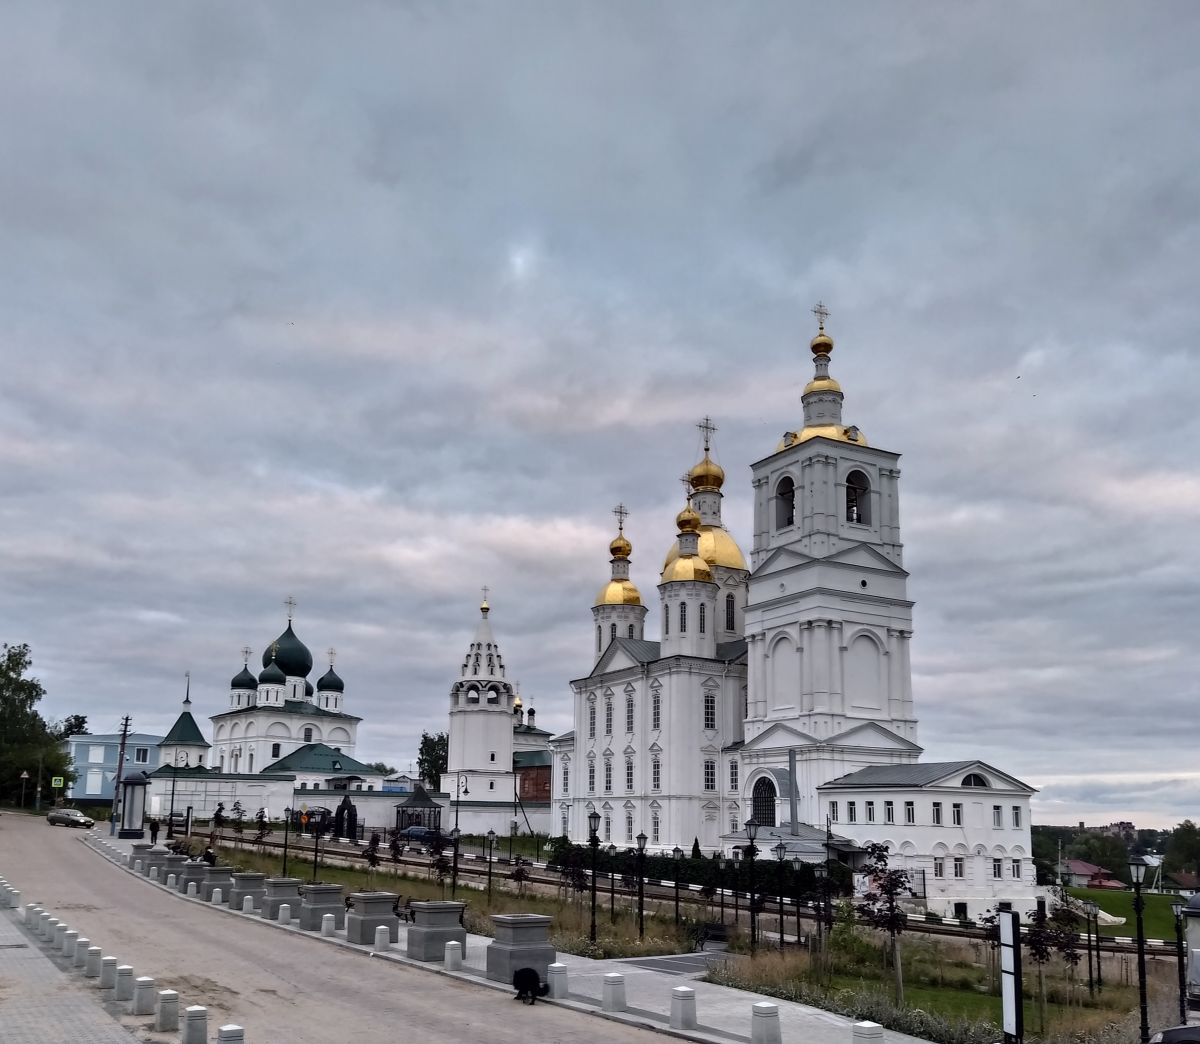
[588,703,596,738]
[776,476,795,529]
[679,601,687,633]
[610,623,617,643]
[487,654,494,674]
[725,593,735,632]
[962,772,990,788]
[663,603,669,636]
[752,776,777,827]
[628,624,635,638]
[596,626,602,655]
[625,695,634,733]
[846,470,870,524]
[604,700,613,735]
[699,603,706,634]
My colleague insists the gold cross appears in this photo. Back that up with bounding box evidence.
[612,503,629,532]
[812,300,830,330]
[284,595,297,621]
[696,416,718,451]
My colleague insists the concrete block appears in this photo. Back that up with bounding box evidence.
[217,1025,246,1042]
[444,940,463,971]
[374,925,392,951]
[229,872,268,912]
[115,965,134,1002]
[167,874,177,888]
[547,962,568,999]
[155,990,180,1032]
[62,929,79,956]
[20,902,37,924]
[187,882,198,897]
[40,915,55,940]
[178,862,206,896]
[99,956,118,988]
[134,860,143,872]
[671,986,697,1030]
[201,866,235,903]
[74,937,90,967]
[150,866,160,881]
[298,883,345,931]
[407,901,465,962]
[277,903,291,924]
[263,878,302,920]
[85,947,102,978]
[751,1001,782,1044]
[485,913,554,984]
[853,1021,884,1044]
[321,913,335,937]
[242,896,255,914]
[132,976,157,1015]
[182,1005,208,1044]
[212,888,224,905]
[346,891,400,946]
[602,973,626,1012]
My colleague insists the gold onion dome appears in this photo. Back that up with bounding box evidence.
[513,695,523,709]
[662,526,747,571]
[609,533,632,560]
[676,504,702,532]
[688,453,725,491]
[803,375,842,396]
[661,554,712,584]
[595,578,642,606]
[810,328,834,355]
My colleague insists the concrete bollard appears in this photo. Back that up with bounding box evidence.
[74,937,90,967]
[277,903,291,924]
[132,976,157,1015]
[187,882,198,897]
[85,946,102,977]
[134,860,143,872]
[321,913,335,937]
[242,896,255,914]
[150,867,159,881]
[155,990,180,1032]
[547,962,568,999]
[182,1005,208,1044]
[602,972,626,1013]
[115,965,134,1002]
[751,1001,782,1044]
[671,986,698,1030]
[444,940,462,970]
[40,914,55,939]
[212,888,223,905]
[374,925,392,951]
[20,902,37,924]
[54,924,69,951]
[62,929,79,956]
[100,956,118,988]
[217,1025,245,1043]
[167,874,177,888]
[853,1022,885,1044]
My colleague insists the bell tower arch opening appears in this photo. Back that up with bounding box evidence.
[752,776,777,827]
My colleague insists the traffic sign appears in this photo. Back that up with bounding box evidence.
[51,776,64,789]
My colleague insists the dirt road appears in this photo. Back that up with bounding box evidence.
[1,813,657,1043]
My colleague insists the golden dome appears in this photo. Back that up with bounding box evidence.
[676,504,701,533]
[595,579,643,607]
[802,375,842,396]
[662,524,747,572]
[776,424,868,452]
[513,695,523,709]
[660,555,713,584]
[609,533,632,560]
[688,453,725,491]
[810,329,834,356]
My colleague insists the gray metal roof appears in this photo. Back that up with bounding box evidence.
[817,761,979,789]
[715,639,748,662]
[617,637,661,663]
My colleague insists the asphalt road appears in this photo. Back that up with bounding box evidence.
[1,813,660,1044]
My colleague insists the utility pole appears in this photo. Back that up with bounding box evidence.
[109,715,132,836]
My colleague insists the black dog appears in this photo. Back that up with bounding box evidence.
[512,967,549,1005]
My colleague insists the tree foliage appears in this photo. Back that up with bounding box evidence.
[855,842,912,1005]
[416,731,448,786]
[1165,820,1200,879]
[366,761,397,777]
[0,644,78,803]
[253,807,272,850]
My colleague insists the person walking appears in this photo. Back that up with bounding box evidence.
[149,818,160,844]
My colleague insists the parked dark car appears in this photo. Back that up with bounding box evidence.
[1150,1028,1200,1044]
[397,825,443,845]
[47,808,95,828]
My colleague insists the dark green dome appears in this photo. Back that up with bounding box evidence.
[305,680,314,699]
[317,666,344,693]
[262,623,313,678]
[259,659,286,686]
[231,666,257,690]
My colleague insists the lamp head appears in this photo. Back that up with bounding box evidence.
[1173,901,1184,918]
[607,844,616,856]
[745,818,759,842]
[672,846,683,861]
[486,828,496,844]
[636,831,647,852]
[814,862,827,880]
[588,809,601,837]
[773,841,787,861]
[1128,855,1147,885]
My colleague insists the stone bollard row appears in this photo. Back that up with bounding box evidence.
[602,972,626,1013]
[277,903,291,924]
[444,940,462,971]
[212,888,224,905]
[217,1025,246,1042]
[671,985,697,1030]
[373,925,392,952]
[547,962,568,999]
[182,1005,208,1044]
[114,964,134,1002]
[156,989,180,1032]
[242,896,255,914]
[132,976,157,1015]
[167,874,177,888]
[63,929,79,956]
[321,913,336,937]
[100,956,118,989]
[73,937,90,967]
[85,947,102,978]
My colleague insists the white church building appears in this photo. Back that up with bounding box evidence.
[551,310,1041,918]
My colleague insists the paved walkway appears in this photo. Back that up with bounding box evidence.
[0,912,138,1043]
[81,832,927,1044]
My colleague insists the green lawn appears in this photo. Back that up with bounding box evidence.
[1068,886,1181,940]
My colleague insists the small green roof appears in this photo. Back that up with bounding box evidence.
[514,750,552,768]
[261,742,375,776]
[158,710,211,748]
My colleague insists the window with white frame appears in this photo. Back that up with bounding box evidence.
[953,857,965,878]
[992,858,1003,879]
[134,747,149,764]
[1012,806,1022,828]
[952,803,963,826]
[865,800,875,823]
[652,758,661,791]
[604,814,612,842]
[651,691,661,730]
[933,857,945,879]
[679,601,687,633]
[904,800,915,824]
[85,769,103,794]
[651,813,660,844]
[932,802,943,825]
[605,701,613,735]
[588,761,595,792]
[604,759,612,793]
[704,691,716,730]
[271,742,281,759]
[829,801,839,823]
[729,760,739,791]
[625,758,634,791]
[730,813,738,833]
[588,703,596,738]
[562,762,569,793]
[1011,858,1021,879]
[992,805,1002,827]
[703,759,716,791]
[725,593,735,631]
[699,602,706,634]
[561,813,569,836]
[847,801,857,823]
[884,800,894,823]
[625,814,634,841]
[88,745,106,764]
[626,696,635,733]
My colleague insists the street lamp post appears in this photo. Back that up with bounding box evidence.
[450,827,461,898]
[1084,898,1096,997]
[509,818,517,862]
[773,841,787,946]
[719,858,728,925]
[731,852,741,926]
[167,753,189,839]
[814,862,828,960]
[312,819,322,883]
[486,829,496,903]
[607,844,617,923]
[1129,856,1151,1044]
[745,819,759,955]
[1093,901,1103,990]
[281,807,292,877]
[635,831,647,939]
[672,846,683,925]
[451,775,468,899]
[587,811,601,943]
[1173,901,1188,1025]
[19,770,28,809]
[791,857,804,944]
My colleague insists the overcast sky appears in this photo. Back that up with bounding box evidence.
[3,4,1198,828]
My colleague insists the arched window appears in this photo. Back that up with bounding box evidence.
[588,703,596,739]
[610,623,617,643]
[846,470,870,524]
[596,626,601,654]
[625,813,634,841]
[752,776,777,827]
[604,700,613,735]
[776,476,795,528]
[625,696,634,732]
[725,593,735,631]
[663,604,669,636]
[628,624,635,638]
[679,601,687,633]
[699,603,706,634]
[962,773,990,788]
[604,814,611,841]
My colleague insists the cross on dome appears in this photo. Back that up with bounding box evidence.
[327,646,337,666]
[812,300,830,330]
[284,595,297,621]
[612,503,629,532]
[696,415,718,452]
[240,645,252,665]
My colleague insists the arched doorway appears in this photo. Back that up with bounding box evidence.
[752,777,777,827]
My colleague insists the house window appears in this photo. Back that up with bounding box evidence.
[699,603,706,634]
[952,803,963,826]
[561,763,569,793]
[626,814,634,841]
[730,813,739,833]
[625,758,634,791]
[704,691,716,730]
[752,777,777,826]
[604,759,612,793]
[847,801,857,824]
[729,760,739,791]
[829,801,839,823]
[651,814,660,844]
[490,752,496,762]
[953,857,965,879]
[588,762,595,792]
[933,858,945,879]
[865,800,875,823]
[134,747,149,764]
[992,858,1003,879]
[626,696,635,733]
[651,691,661,730]
[776,476,796,529]
[1011,859,1022,879]
[932,802,943,825]
[1012,806,1022,828]
[962,773,990,787]
[88,745,106,764]
[846,470,870,524]
[703,759,716,791]
[604,815,611,842]
[651,758,661,790]
[588,704,596,739]
[85,769,104,795]
[679,601,687,633]
[271,743,281,759]
[992,805,1002,827]
[904,801,915,824]
[725,593,735,631]
[303,727,313,743]
[605,701,613,735]
[884,800,894,824]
